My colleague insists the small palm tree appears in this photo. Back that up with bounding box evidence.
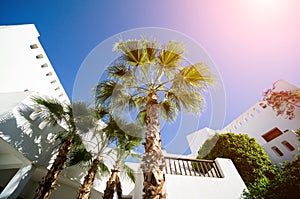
[31,98,94,199]
[95,38,213,198]
[103,118,142,199]
[76,126,111,199]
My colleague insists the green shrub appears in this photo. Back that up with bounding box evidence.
[197,133,274,186]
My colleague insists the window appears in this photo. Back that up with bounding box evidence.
[30,44,38,49]
[282,141,295,151]
[50,80,57,84]
[272,146,284,156]
[36,54,43,59]
[259,102,267,109]
[262,127,283,142]
[46,72,52,76]
[55,87,60,91]
[41,63,48,68]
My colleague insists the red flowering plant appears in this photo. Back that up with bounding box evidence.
[261,88,300,120]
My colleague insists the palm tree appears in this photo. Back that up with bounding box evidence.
[31,98,93,199]
[76,126,110,199]
[103,118,142,199]
[95,38,214,198]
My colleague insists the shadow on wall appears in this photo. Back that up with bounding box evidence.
[0,104,60,167]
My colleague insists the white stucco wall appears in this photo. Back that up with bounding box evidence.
[186,128,216,158]
[165,158,247,199]
[133,158,247,199]
[0,24,69,103]
[187,80,300,164]
[223,104,300,145]
[263,130,300,164]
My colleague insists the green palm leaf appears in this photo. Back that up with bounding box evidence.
[98,159,110,175]
[32,97,66,126]
[160,100,178,122]
[67,146,92,167]
[94,80,116,107]
[107,64,128,78]
[157,40,185,68]
[132,96,147,110]
[113,40,146,66]
[142,38,158,64]
[121,163,136,183]
[136,109,147,126]
[180,63,214,88]
[165,91,181,111]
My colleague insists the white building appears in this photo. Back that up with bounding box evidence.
[0,24,104,199]
[188,80,300,164]
[0,24,247,199]
[0,24,69,103]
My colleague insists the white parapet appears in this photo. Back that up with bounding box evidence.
[165,158,247,199]
[133,158,247,199]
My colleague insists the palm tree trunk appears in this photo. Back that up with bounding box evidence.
[103,169,121,199]
[34,135,73,199]
[115,175,122,199]
[142,90,166,199]
[77,157,100,199]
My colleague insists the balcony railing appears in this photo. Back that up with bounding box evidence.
[164,156,223,178]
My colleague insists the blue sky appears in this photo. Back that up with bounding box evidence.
[1,0,300,154]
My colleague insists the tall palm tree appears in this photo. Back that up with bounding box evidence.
[103,118,142,199]
[31,98,94,199]
[95,38,214,198]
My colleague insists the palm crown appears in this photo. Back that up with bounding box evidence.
[95,38,213,123]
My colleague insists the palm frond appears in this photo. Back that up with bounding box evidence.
[165,91,181,111]
[121,163,136,183]
[160,100,178,122]
[94,80,116,107]
[142,38,158,64]
[109,84,132,114]
[136,109,147,126]
[132,96,147,110]
[98,159,110,176]
[32,96,66,126]
[67,146,92,167]
[72,102,97,133]
[113,40,146,66]
[129,152,142,160]
[180,63,214,88]
[107,64,128,78]
[157,40,185,68]
[178,91,204,113]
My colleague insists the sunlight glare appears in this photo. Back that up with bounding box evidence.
[240,0,290,21]
[247,0,286,12]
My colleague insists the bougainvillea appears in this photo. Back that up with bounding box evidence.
[261,88,300,120]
